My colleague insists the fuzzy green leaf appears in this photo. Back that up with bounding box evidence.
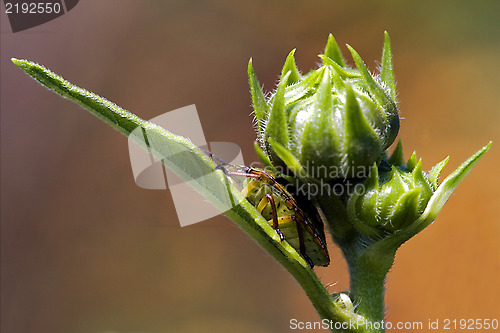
[253,141,279,174]
[380,31,397,102]
[344,83,381,170]
[388,140,404,166]
[428,156,449,191]
[264,71,290,147]
[248,58,270,132]
[323,33,346,67]
[406,151,418,171]
[300,67,342,176]
[348,187,383,239]
[411,142,492,234]
[281,49,301,85]
[284,68,325,105]
[388,187,421,231]
[347,45,393,108]
[412,160,434,213]
[354,164,381,229]
[268,138,308,180]
[319,55,361,78]
[347,44,399,149]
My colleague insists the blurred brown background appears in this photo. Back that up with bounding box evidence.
[1,1,499,332]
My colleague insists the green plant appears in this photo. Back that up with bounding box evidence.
[11,32,490,333]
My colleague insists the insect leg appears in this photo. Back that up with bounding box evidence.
[292,215,314,268]
[265,194,285,242]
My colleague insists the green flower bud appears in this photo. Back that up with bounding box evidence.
[249,32,399,181]
[347,141,492,240]
[349,148,434,238]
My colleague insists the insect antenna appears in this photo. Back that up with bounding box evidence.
[201,148,235,176]
[201,148,228,166]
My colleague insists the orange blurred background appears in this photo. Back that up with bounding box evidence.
[1,1,498,332]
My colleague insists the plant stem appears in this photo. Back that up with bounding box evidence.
[342,238,394,333]
[318,189,393,333]
[348,262,386,325]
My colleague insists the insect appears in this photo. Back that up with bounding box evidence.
[208,152,330,268]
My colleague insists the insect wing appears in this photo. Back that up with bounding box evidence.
[274,201,330,267]
[206,153,330,268]
[242,170,330,267]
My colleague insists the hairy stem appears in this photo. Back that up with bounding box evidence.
[342,239,394,333]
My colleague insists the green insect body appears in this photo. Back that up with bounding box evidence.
[238,168,330,268]
[206,150,330,268]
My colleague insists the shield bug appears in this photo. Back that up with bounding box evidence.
[207,152,330,268]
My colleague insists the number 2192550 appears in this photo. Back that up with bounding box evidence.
[4,2,62,14]
[443,318,498,330]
